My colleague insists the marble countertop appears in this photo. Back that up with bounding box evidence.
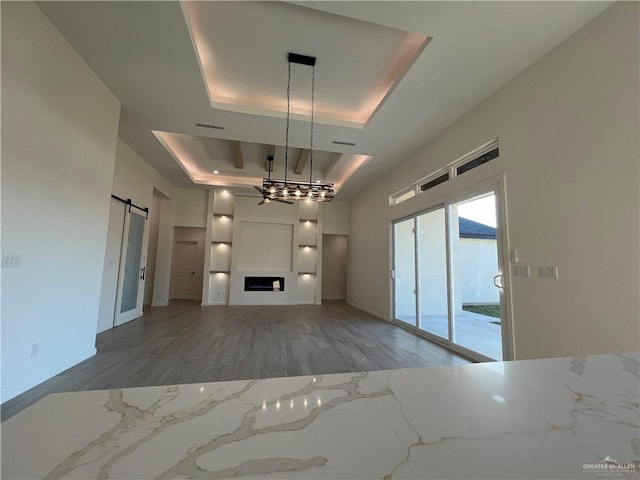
[2,353,638,479]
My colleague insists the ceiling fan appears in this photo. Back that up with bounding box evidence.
[254,155,294,206]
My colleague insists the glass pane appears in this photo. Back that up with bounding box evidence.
[449,193,503,360]
[394,218,416,326]
[120,212,145,313]
[416,208,449,340]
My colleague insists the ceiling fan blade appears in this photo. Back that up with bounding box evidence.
[257,199,266,206]
[273,198,294,205]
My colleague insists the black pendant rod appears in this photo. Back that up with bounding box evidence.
[111,194,149,219]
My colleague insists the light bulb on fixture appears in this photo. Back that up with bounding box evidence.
[295,189,301,196]
[282,188,288,197]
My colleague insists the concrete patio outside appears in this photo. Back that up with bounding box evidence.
[397,311,503,360]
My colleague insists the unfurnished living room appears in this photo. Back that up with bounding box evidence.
[1,1,639,479]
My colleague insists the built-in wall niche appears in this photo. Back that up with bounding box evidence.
[298,220,317,246]
[208,272,230,304]
[236,221,293,272]
[210,242,232,272]
[212,214,233,243]
[213,190,234,215]
[297,273,315,304]
[299,200,318,221]
[298,245,316,273]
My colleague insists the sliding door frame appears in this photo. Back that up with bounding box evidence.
[390,174,514,362]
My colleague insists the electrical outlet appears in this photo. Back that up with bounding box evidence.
[30,343,39,358]
[512,265,530,278]
[538,266,559,279]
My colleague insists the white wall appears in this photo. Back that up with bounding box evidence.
[1,2,121,401]
[96,199,125,333]
[173,188,208,228]
[349,3,639,359]
[322,201,349,235]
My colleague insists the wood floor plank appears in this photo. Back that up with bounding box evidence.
[1,301,469,421]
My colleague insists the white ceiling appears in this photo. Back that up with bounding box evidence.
[37,1,611,200]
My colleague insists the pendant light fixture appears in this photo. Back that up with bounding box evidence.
[257,53,334,203]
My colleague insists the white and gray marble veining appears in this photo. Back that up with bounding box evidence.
[2,353,638,479]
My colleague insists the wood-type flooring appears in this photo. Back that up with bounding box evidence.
[1,301,469,421]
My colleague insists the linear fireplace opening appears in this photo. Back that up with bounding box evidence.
[244,276,285,292]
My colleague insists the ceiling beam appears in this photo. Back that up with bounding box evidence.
[294,149,311,175]
[228,140,244,169]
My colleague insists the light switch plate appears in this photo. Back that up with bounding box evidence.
[538,266,559,279]
[513,265,530,278]
[2,253,22,268]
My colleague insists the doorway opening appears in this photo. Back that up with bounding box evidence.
[170,227,206,301]
[322,234,348,301]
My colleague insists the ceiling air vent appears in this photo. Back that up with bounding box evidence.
[195,122,224,130]
[332,140,356,146]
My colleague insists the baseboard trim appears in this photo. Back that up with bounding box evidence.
[1,348,97,404]
[347,301,389,322]
[322,296,346,301]
[151,302,169,307]
[228,301,299,306]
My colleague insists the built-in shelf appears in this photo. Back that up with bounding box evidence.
[298,272,316,275]
[212,241,232,245]
[210,270,230,274]
[213,214,233,218]
[299,244,316,248]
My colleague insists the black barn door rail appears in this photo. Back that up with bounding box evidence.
[111,194,149,219]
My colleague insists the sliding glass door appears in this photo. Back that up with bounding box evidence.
[392,186,508,361]
[449,193,503,360]
[416,207,449,340]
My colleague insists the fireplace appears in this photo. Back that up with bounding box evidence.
[244,276,285,292]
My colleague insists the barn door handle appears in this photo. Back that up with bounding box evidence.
[140,267,146,280]
[191,271,196,274]
[493,273,503,289]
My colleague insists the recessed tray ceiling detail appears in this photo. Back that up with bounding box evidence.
[181,1,429,128]
[153,131,371,193]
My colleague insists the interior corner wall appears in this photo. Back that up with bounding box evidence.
[97,139,175,332]
[322,201,350,235]
[348,3,639,360]
[144,193,163,306]
[1,2,121,402]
